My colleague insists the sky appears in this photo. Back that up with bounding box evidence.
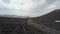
[0,0,60,17]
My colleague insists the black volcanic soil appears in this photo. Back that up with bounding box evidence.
[32,9,60,31]
[0,16,44,34]
[0,9,60,34]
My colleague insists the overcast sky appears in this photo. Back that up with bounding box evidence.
[0,0,60,17]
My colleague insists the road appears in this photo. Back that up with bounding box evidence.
[27,19,60,34]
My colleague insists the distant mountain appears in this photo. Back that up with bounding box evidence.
[0,15,31,18]
[32,9,60,31]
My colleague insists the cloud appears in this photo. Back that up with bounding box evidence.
[2,0,10,3]
[0,0,60,17]
[0,0,48,10]
[0,0,34,10]
[29,0,60,17]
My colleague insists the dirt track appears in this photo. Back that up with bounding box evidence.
[27,19,60,34]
